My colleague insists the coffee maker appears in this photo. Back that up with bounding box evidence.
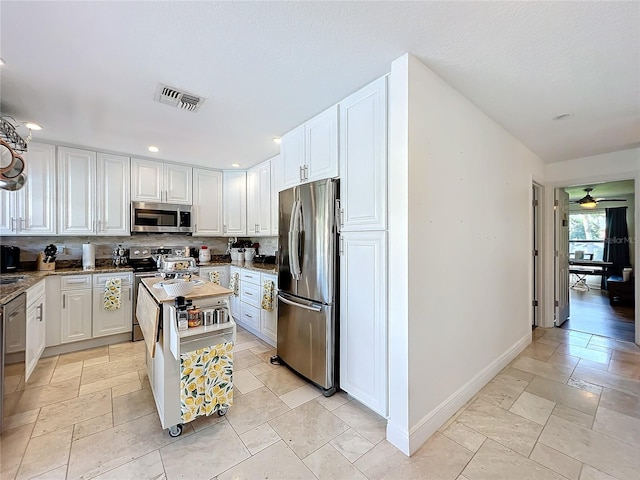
[0,246,20,273]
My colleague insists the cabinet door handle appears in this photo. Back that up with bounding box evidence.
[63,294,66,308]
[304,165,309,180]
[246,292,253,296]
[129,289,131,301]
[223,224,227,234]
[37,304,43,321]
[299,165,304,182]
[10,217,16,232]
[20,217,26,231]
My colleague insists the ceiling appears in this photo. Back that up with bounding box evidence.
[565,179,635,201]
[1,1,639,170]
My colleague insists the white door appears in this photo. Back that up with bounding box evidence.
[92,286,132,337]
[61,289,93,343]
[555,188,570,326]
[223,171,247,236]
[97,153,130,235]
[131,158,163,203]
[193,168,223,236]
[20,142,57,235]
[25,296,45,381]
[165,164,192,205]
[305,105,339,182]
[340,77,387,231]
[57,147,97,235]
[339,231,387,416]
[280,125,305,189]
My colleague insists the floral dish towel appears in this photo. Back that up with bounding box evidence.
[103,278,121,311]
[229,272,239,296]
[208,270,221,285]
[261,280,274,312]
[179,342,234,423]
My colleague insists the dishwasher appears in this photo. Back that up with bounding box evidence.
[1,293,26,434]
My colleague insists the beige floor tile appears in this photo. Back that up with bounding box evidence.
[552,404,594,429]
[456,399,543,456]
[91,450,165,480]
[539,415,640,480]
[501,367,536,383]
[30,465,68,480]
[218,440,316,480]
[225,386,290,435]
[542,329,592,348]
[256,366,307,396]
[572,364,640,396]
[476,373,529,409]
[0,423,34,480]
[67,413,177,480]
[16,424,73,480]
[608,360,640,380]
[587,336,640,355]
[3,377,80,416]
[530,443,582,480]
[579,464,619,480]
[33,389,112,437]
[567,378,603,395]
[81,354,146,385]
[592,406,640,448]
[73,412,114,441]
[461,439,564,480]
[138,368,151,389]
[249,342,274,355]
[610,349,640,363]
[58,346,108,366]
[577,358,610,372]
[78,371,140,396]
[112,378,142,397]
[441,421,487,453]
[239,422,282,454]
[233,349,262,370]
[253,348,277,364]
[3,408,40,430]
[234,369,265,394]
[23,356,57,389]
[521,342,558,361]
[235,329,257,344]
[356,433,473,480]
[188,411,226,432]
[279,384,322,409]
[50,361,83,383]
[108,340,146,358]
[599,387,640,420]
[269,400,349,458]
[83,355,110,367]
[304,444,368,479]
[512,357,574,384]
[333,399,387,444]
[4,361,25,376]
[234,340,263,353]
[329,428,375,462]
[247,362,275,376]
[4,374,22,394]
[547,352,580,368]
[317,390,352,411]
[509,391,555,425]
[161,420,250,479]
[538,338,563,348]
[526,376,600,415]
[555,344,611,364]
[113,387,156,425]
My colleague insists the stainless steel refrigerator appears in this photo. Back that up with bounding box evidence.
[277,178,338,396]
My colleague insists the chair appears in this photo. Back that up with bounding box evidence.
[569,252,595,290]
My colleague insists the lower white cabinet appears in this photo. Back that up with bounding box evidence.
[92,273,132,337]
[339,231,387,416]
[198,265,230,290]
[25,280,46,381]
[5,299,26,354]
[260,273,278,343]
[61,287,93,343]
[240,302,261,332]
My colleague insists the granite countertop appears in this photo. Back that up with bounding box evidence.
[0,266,134,305]
[198,261,278,274]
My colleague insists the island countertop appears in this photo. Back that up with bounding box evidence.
[141,276,233,303]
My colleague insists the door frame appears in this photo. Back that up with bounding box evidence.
[532,182,543,328]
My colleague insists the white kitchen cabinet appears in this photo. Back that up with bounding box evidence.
[131,158,192,205]
[92,273,133,337]
[339,231,387,416]
[25,280,46,381]
[45,276,62,347]
[198,265,230,290]
[270,154,282,235]
[246,160,272,236]
[60,275,93,343]
[58,147,130,235]
[229,266,241,319]
[260,272,278,344]
[0,142,57,236]
[233,268,277,346]
[5,297,26,354]
[280,105,339,190]
[223,171,247,236]
[339,76,387,231]
[193,168,223,236]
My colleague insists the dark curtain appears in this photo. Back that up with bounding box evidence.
[601,206,631,290]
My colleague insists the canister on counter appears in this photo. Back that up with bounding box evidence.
[187,307,202,328]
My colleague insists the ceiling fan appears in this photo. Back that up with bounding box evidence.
[573,187,627,209]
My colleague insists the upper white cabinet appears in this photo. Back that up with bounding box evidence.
[280,105,339,190]
[131,158,192,205]
[246,160,272,236]
[193,168,223,236]
[339,76,387,231]
[0,142,57,236]
[223,170,247,236]
[58,147,130,236]
[270,154,282,236]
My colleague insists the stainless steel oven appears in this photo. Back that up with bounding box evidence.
[131,202,192,233]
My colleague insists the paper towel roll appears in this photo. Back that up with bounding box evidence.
[82,243,95,270]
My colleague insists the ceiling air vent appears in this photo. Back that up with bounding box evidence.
[154,84,205,113]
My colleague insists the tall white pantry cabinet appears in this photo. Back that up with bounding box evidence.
[338,76,389,417]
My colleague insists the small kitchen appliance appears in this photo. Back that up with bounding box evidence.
[0,245,20,273]
[131,202,193,234]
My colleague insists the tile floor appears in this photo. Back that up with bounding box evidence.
[1,326,639,480]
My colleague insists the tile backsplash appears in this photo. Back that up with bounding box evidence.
[6,235,278,262]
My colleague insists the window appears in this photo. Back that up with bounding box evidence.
[569,211,606,261]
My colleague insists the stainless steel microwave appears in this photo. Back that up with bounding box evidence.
[131,202,193,233]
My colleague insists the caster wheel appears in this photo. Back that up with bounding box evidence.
[217,408,228,417]
[168,424,183,437]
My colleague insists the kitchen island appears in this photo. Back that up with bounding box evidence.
[138,276,235,436]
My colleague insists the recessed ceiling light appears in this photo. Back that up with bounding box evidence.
[148,146,159,153]
[231,163,240,167]
[24,122,42,130]
[553,113,573,121]
[0,58,5,66]
[272,137,281,144]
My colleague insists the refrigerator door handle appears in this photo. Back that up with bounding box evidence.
[288,200,298,280]
[290,200,303,281]
[277,294,322,312]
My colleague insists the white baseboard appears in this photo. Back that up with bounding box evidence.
[43,332,132,357]
[387,331,531,456]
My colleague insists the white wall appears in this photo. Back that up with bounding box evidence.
[387,54,545,454]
